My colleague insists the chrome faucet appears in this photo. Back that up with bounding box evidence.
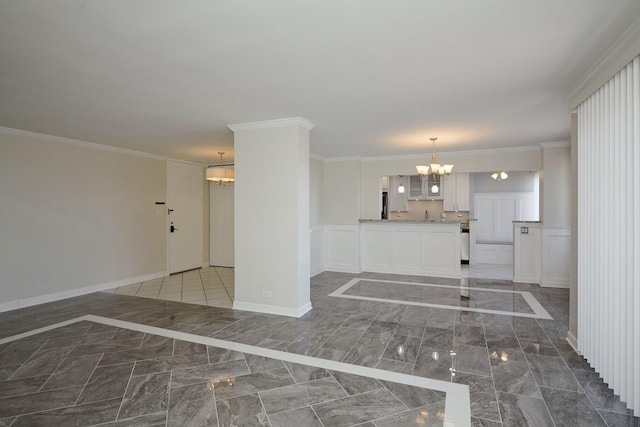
[424,210,429,221]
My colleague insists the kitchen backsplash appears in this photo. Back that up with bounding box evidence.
[390,200,470,222]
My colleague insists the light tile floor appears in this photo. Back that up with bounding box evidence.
[104,266,234,309]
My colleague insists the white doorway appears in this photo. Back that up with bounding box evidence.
[167,160,203,274]
[209,183,234,267]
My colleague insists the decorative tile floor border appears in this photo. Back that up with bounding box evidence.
[0,314,472,427]
[329,278,553,320]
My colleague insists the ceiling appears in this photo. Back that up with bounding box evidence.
[1,1,639,164]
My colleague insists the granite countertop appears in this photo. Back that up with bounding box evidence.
[359,219,461,224]
[512,220,541,223]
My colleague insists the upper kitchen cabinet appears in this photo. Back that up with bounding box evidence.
[388,175,408,212]
[408,175,443,200]
[443,173,469,211]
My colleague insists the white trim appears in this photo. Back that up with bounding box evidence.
[567,17,640,110]
[0,315,471,427]
[323,156,363,162]
[539,141,570,149]
[0,271,167,314]
[566,331,579,353]
[232,300,313,318]
[329,278,553,320]
[0,126,166,160]
[228,117,315,132]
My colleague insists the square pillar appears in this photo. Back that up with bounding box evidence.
[228,117,313,317]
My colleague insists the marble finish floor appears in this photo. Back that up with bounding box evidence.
[104,267,235,309]
[1,270,638,426]
[0,317,452,427]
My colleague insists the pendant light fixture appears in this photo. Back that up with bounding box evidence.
[397,175,405,193]
[206,152,235,185]
[491,171,508,181]
[416,137,454,192]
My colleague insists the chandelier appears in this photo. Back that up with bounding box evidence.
[416,137,453,178]
[206,152,235,185]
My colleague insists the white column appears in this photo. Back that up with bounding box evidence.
[229,118,314,317]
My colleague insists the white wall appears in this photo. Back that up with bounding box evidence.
[309,156,324,225]
[323,159,360,224]
[0,129,167,306]
[473,171,537,193]
[541,143,571,226]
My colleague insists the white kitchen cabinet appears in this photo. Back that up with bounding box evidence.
[408,175,442,200]
[388,176,408,212]
[443,173,469,211]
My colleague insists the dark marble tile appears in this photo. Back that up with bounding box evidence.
[373,401,446,426]
[400,305,430,326]
[206,346,244,364]
[455,324,487,347]
[0,385,83,418]
[342,336,389,367]
[0,417,15,427]
[11,398,121,427]
[167,383,217,427]
[260,377,348,414]
[491,359,540,398]
[0,366,17,381]
[283,362,331,383]
[320,327,365,352]
[311,347,347,362]
[497,392,554,427]
[455,310,484,326]
[471,416,502,426]
[540,386,606,427]
[244,354,285,373]
[77,362,134,404]
[519,340,559,357]
[382,334,420,363]
[268,406,323,427]
[7,346,72,380]
[454,372,501,421]
[173,339,207,356]
[482,314,516,337]
[255,338,290,351]
[312,388,407,426]
[0,375,49,399]
[380,380,445,409]
[376,358,415,374]
[213,368,295,400]
[118,372,170,420]
[598,410,640,427]
[99,411,168,426]
[66,338,144,358]
[421,326,454,350]
[111,328,146,341]
[554,341,594,372]
[485,334,526,362]
[40,331,117,349]
[525,353,580,392]
[572,369,630,414]
[217,393,268,427]
[341,314,375,330]
[413,347,454,381]
[134,352,209,376]
[395,322,426,338]
[329,371,381,396]
[41,353,102,391]
[170,360,250,389]
[453,344,491,377]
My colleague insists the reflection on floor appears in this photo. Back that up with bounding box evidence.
[104,266,234,309]
[1,269,638,426]
[462,263,513,281]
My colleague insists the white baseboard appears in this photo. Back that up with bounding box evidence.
[310,267,325,277]
[513,275,540,285]
[324,266,362,274]
[540,278,570,288]
[0,271,168,313]
[566,331,579,353]
[232,300,312,318]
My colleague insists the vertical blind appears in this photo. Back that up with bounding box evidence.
[577,55,640,414]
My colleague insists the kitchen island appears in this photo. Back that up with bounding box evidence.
[359,220,461,278]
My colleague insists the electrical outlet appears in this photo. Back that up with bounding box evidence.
[521,227,529,234]
[36,284,52,292]
[262,290,272,298]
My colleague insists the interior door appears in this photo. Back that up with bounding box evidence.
[168,160,203,274]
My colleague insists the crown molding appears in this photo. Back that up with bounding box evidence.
[0,126,166,160]
[324,156,362,163]
[540,141,570,149]
[228,117,315,132]
[359,145,540,162]
[567,17,640,110]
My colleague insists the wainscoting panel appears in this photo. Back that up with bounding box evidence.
[541,226,570,288]
[324,225,361,273]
